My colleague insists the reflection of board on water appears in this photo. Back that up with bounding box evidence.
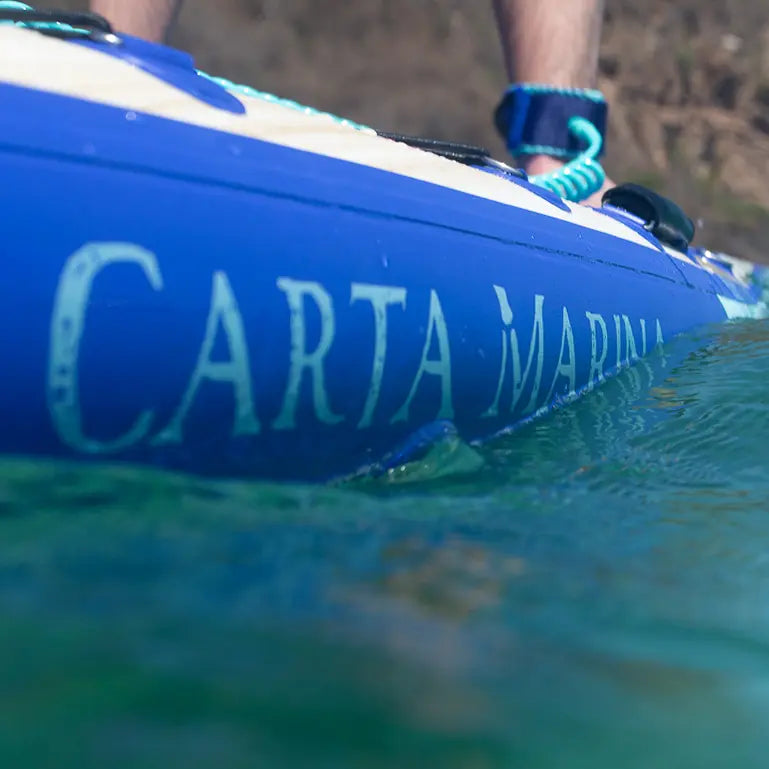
[0,17,767,480]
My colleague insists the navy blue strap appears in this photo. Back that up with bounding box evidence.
[494,84,608,159]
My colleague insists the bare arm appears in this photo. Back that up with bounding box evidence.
[90,0,183,43]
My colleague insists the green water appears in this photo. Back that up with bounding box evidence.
[2,319,769,768]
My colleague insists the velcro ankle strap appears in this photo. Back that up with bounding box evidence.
[494,84,608,159]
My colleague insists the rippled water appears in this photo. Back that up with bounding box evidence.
[2,319,769,768]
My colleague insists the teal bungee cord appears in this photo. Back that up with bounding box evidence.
[0,1,34,11]
[197,71,375,133]
[0,0,91,35]
[203,69,606,202]
[528,116,606,202]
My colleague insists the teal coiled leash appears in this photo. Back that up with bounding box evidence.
[529,116,606,202]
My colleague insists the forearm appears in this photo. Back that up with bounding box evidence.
[90,0,183,43]
[492,0,605,88]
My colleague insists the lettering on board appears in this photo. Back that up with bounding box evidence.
[46,242,666,452]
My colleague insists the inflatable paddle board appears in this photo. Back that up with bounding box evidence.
[0,10,766,480]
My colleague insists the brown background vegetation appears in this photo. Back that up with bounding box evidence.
[55,0,769,262]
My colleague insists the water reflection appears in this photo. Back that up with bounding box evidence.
[2,320,769,766]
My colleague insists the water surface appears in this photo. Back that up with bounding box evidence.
[2,319,769,768]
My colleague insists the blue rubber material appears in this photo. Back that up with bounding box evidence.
[0,77,764,480]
